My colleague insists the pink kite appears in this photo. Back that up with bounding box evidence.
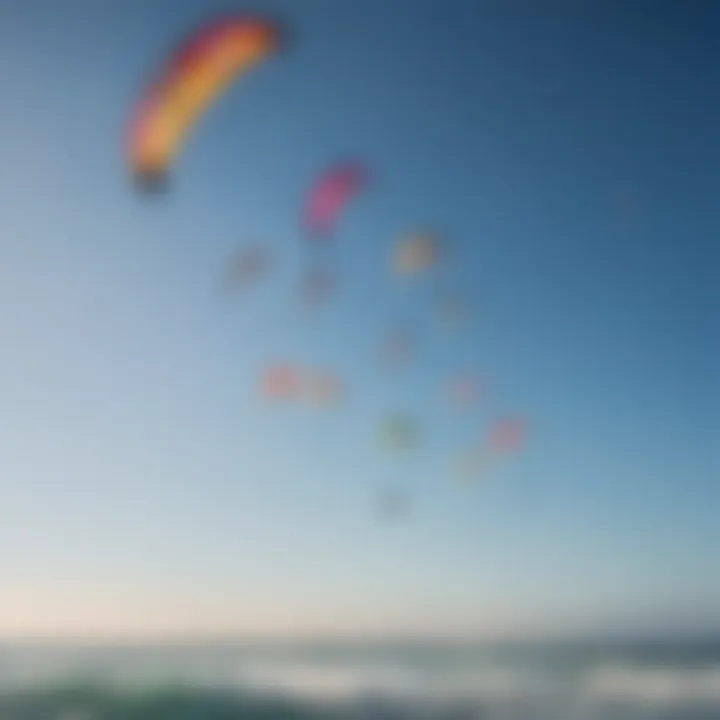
[299,266,335,305]
[304,161,368,238]
[261,363,302,400]
[489,417,527,454]
[447,375,482,408]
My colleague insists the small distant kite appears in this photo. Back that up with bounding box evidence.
[128,15,282,188]
[379,327,415,367]
[446,374,482,409]
[455,449,492,483]
[489,416,527,455]
[302,370,344,408]
[393,231,442,276]
[456,417,528,483]
[376,486,411,520]
[299,266,335,306]
[303,162,368,238]
[381,415,420,450]
[438,293,470,327]
[260,363,302,401]
[223,245,271,294]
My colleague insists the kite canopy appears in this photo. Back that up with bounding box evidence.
[260,363,302,400]
[128,16,281,185]
[223,245,271,293]
[380,327,415,366]
[299,266,335,306]
[393,231,442,276]
[381,415,420,450]
[302,370,344,408]
[455,418,526,483]
[376,486,411,519]
[304,162,368,237]
[438,294,469,327]
[489,417,527,454]
[447,374,482,408]
[455,449,492,482]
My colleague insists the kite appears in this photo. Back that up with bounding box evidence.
[438,293,470,327]
[446,374,482,409]
[393,231,442,276]
[302,370,344,408]
[376,486,411,520]
[456,418,527,482]
[455,449,493,483]
[223,245,271,294]
[304,162,368,237]
[379,327,415,366]
[260,363,302,401]
[489,417,527,455]
[128,15,281,187]
[299,266,335,306]
[381,415,420,450]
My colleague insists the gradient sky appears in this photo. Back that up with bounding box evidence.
[0,0,718,638]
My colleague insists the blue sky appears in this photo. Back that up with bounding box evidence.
[0,0,717,638]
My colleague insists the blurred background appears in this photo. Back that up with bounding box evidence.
[0,0,718,717]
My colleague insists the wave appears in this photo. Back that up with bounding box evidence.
[1,642,720,718]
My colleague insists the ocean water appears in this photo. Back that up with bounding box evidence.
[0,639,719,719]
